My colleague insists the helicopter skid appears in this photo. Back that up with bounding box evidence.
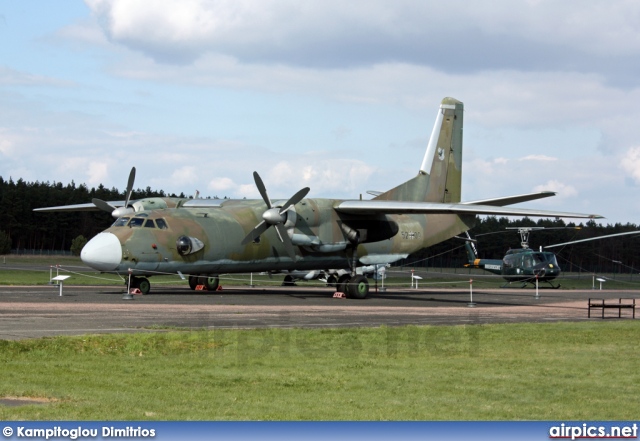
[501,280,561,289]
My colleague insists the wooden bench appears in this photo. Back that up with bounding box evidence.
[588,298,636,319]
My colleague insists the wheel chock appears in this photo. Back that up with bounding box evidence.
[195,285,207,291]
[216,285,223,291]
[333,292,346,298]
[130,288,142,295]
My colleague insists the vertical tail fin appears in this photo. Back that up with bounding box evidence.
[375,97,463,202]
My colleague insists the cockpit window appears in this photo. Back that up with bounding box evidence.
[113,217,130,227]
[114,216,168,229]
[129,218,145,228]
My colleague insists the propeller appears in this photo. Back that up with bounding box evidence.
[241,171,310,260]
[92,167,137,219]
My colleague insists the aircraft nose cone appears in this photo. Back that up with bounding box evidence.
[81,232,122,271]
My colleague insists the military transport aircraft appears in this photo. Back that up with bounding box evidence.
[35,97,603,298]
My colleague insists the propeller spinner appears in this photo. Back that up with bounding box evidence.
[240,171,310,260]
[92,167,136,218]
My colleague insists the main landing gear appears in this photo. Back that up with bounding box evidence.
[128,276,151,295]
[334,230,370,298]
[336,273,369,299]
[188,275,220,291]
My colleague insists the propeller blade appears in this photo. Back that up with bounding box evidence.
[275,223,297,260]
[241,221,269,245]
[241,171,309,260]
[124,167,136,207]
[253,172,272,209]
[279,187,310,214]
[92,198,116,213]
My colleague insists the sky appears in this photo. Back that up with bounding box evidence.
[2,0,640,225]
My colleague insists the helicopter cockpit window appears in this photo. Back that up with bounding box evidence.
[129,218,145,228]
[144,219,156,228]
[532,253,553,264]
[535,253,558,266]
[113,217,130,227]
[156,219,168,229]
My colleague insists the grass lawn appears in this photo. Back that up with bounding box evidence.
[0,321,638,420]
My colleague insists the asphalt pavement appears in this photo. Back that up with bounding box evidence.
[0,282,637,340]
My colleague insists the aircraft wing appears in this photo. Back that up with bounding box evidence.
[33,201,127,213]
[334,200,602,219]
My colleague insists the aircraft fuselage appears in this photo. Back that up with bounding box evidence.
[81,198,474,277]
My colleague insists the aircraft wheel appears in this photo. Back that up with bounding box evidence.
[336,274,351,294]
[137,277,151,295]
[198,275,219,291]
[188,275,199,290]
[326,275,338,288]
[282,275,296,286]
[346,275,369,299]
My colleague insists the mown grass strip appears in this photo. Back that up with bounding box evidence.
[0,321,638,420]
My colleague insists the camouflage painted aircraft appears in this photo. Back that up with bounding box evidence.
[35,97,603,298]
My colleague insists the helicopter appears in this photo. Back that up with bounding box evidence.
[463,227,577,288]
[463,227,640,288]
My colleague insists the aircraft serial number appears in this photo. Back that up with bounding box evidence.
[401,231,422,240]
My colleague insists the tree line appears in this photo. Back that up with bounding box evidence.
[0,176,180,253]
[1,176,639,273]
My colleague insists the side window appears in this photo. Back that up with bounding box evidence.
[156,219,168,229]
[503,255,516,269]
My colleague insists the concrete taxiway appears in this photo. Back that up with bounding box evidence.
[0,283,637,340]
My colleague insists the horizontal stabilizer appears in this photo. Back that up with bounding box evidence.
[461,191,556,207]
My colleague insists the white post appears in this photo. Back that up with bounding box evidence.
[122,269,135,300]
[52,275,70,296]
[468,278,476,307]
[535,275,539,299]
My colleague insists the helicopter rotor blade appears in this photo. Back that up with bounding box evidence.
[545,230,640,249]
